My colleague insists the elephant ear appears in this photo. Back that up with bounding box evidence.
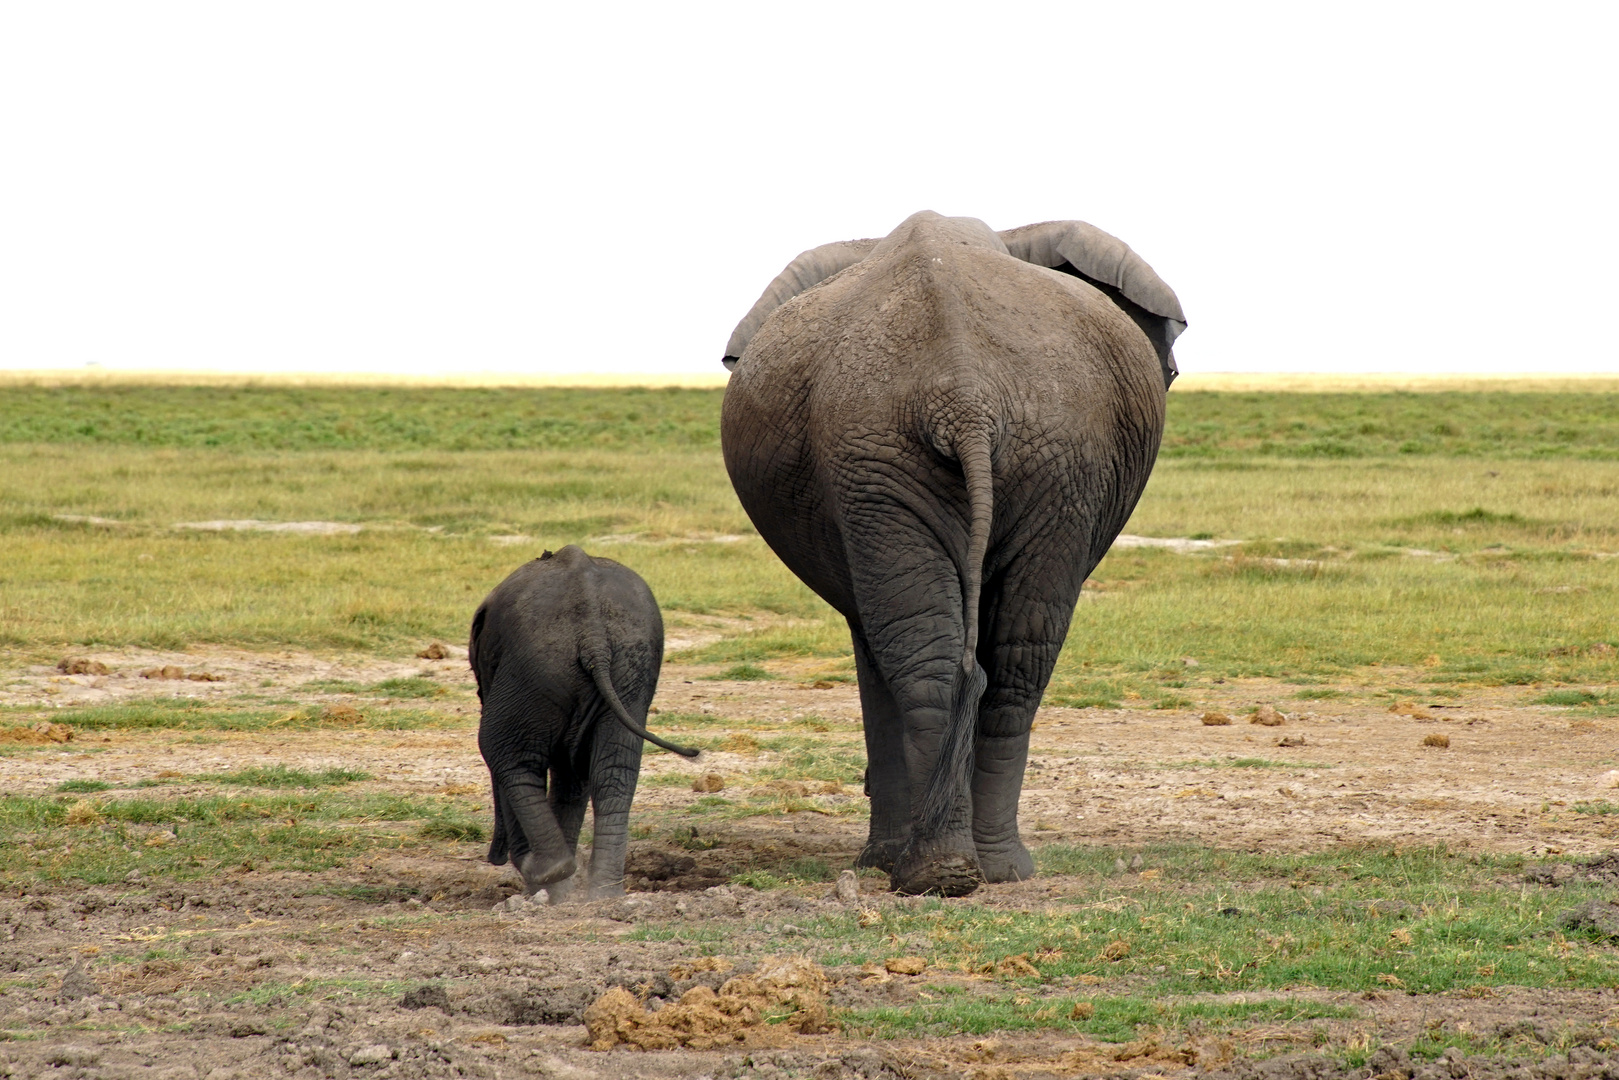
[999,220,1187,388]
[722,238,879,370]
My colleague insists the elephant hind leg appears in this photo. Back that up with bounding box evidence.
[890,661,988,897]
[487,781,510,866]
[850,624,909,873]
[495,766,576,894]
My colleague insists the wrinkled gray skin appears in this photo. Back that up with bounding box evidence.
[720,212,1184,896]
[470,546,697,902]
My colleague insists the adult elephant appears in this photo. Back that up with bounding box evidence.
[719,212,1185,896]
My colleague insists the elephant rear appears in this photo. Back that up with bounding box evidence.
[469,546,668,902]
[720,211,1180,895]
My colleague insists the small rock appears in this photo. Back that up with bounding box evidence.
[1201,711,1232,726]
[47,1045,101,1067]
[884,956,927,975]
[692,773,725,793]
[58,964,98,1001]
[500,892,545,912]
[401,985,450,1011]
[833,869,860,903]
[1250,705,1285,726]
[349,1044,395,1066]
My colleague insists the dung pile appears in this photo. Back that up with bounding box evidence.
[0,722,74,745]
[583,956,834,1052]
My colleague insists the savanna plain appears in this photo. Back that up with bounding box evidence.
[1,379,1617,1080]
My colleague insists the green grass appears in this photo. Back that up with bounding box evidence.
[1537,689,1614,707]
[1161,389,1619,460]
[416,817,488,842]
[1,385,1616,692]
[370,676,445,698]
[55,779,113,793]
[705,664,773,681]
[196,765,373,788]
[13,700,458,733]
[0,384,724,451]
[0,789,488,884]
[691,846,1619,998]
[845,993,1355,1041]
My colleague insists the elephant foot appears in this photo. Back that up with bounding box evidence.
[543,874,578,904]
[517,851,576,894]
[891,843,983,897]
[855,837,907,873]
[976,842,1035,883]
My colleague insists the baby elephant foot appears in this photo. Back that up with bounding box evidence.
[976,842,1035,883]
[517,851,576,894]
[543,874,578,905]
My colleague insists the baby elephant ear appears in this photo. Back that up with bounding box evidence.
[722,238,878,370]
[1000,220,1187,388]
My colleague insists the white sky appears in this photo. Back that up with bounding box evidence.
[3,3,1615,379]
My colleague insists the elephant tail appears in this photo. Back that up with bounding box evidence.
[576,575,699,758]
[916,421,995,843]
[585,657,701,758]
[957,424,995,674]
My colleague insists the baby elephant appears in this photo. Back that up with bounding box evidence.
[469,546,696,902]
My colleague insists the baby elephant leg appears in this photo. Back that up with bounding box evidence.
[497,767,576,894]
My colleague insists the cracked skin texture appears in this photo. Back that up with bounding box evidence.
[720,211,1171,897]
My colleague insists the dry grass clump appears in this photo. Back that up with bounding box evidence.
[1423,733,1451,749]
[64,799,102,826]
[583,956,832,1051]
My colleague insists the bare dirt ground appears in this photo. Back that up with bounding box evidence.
[2,648,1617,1080]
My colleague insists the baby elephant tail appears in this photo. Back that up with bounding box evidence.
[587,659,700,758]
